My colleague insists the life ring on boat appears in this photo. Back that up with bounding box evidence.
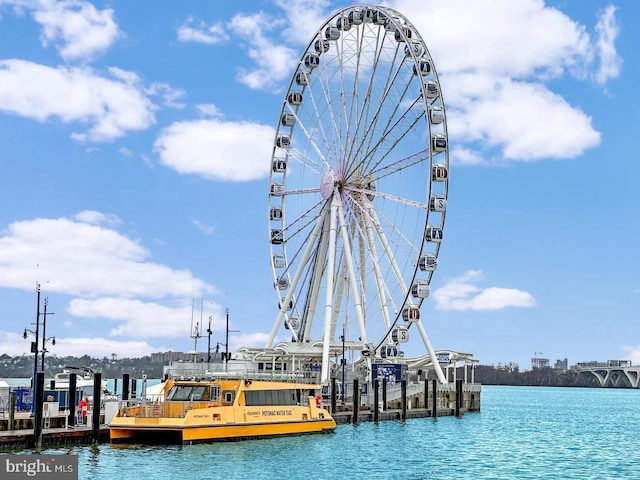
[315,394,322,407]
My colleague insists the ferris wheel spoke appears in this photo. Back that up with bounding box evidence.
[352,96,425,178]
[348,45,413,177]
[290,75,339,174]
[344,27,397,173]
[286,147,324,176]
[368,148,428,182]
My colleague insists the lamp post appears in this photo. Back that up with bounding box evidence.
[32,283,41,388]
[207,316,213,363]
[40,298,55,372]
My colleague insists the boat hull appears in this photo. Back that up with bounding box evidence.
[110,417,336,444]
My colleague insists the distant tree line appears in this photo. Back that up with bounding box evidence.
[0,353,163,379]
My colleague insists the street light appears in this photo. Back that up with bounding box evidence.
[23,289,56,382]
[207,316,213,363]
[40,297,55,371]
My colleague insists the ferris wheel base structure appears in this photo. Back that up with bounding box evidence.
[263,4,463,386]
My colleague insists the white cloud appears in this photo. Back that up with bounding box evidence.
[594,5,622,86]
[228,12,299,91]
[0,60,156,141]
[197,103,223,118]
[450,146,485,166]
[0,330,159,357]
[74,210,122,226]
[146,81,186,109]
[0,214,212,298]
[388,0,618,163]
[192,219,214,236]
[154,118,274,181]
[447,77,601,160]
[273,0,331,46]
[177,16,229,45]
[432,270,536,311]
[68,297,226,338]
[621,346,640,366]
[232,332,270,351]
[12,0,121,61]
[390,0,593,78]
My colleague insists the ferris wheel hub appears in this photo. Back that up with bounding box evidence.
[320,171,336,200]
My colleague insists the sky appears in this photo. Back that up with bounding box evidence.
[0,0,637,372]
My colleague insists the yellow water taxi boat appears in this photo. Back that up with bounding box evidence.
[109,376,336,444]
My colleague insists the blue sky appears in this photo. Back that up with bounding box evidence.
[0,0,636,371]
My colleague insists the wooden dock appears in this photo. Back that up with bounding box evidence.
[1,376,481,451]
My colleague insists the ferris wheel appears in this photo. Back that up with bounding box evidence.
[266,5,449,384]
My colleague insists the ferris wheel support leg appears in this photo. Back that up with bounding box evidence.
[415,320,447,384]
[304,219,330,341]
[364,203,392,330]
[336,200,368,344]
[265,202,330,347]
[370,209,408,295]
[321,193,339,383]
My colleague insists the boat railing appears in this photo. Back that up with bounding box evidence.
[117,399,208,419]
[167,364,321,384]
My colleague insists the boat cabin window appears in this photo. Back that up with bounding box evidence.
[166,385,219,401]
[245,389,298,407]
[222,390,235,405]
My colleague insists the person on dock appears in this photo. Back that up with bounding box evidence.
[79,397,88,424]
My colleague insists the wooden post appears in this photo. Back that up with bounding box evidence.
[373,378,379,423]
[68,373,77,427]
[431,379,437,418]
[92,373,102,443]
[382,377,387,411]
[352,378,359,424]
[122,373,130,401]
[9,391,16,431]
[34,371,45,448]
[423,379,428,411]
[455,378,463,418]
[331,377,337,414]
[401,378,407,421]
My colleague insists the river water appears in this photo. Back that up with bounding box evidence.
[22,385,640,479]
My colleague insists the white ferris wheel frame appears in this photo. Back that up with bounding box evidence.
[266,4,450,384]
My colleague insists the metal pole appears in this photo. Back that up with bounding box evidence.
[341,325,346,404]
[33,284,41,389]
[207,316,212,363]
[40,299,47,372]
[225,308,229,364]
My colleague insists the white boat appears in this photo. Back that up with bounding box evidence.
[50,366,111,399]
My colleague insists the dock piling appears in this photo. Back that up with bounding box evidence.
[122,374,130,401]
[373,378,379,423]
[9,392,16,431]
[352,378,359,424]
[68,373,77,428]
[455,379,462,418]
[382,377,387,411]
[401,379,407,421]
[431,379,437,418]
[92,373,102,443]
[34,372,44,448]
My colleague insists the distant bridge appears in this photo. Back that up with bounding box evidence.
[575,361,640,388]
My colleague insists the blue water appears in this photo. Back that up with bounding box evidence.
[32,386,640,479]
